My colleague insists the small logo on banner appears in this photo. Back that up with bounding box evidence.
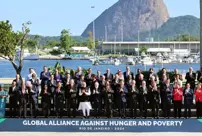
[0,118,6,124]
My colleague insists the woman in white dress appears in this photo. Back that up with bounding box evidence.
[78,82,92,118]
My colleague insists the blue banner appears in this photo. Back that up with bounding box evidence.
[0,119,202,132]
[0,98,6,118]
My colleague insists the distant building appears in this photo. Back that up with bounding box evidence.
[69,47,91,53]
[101,41,199,55]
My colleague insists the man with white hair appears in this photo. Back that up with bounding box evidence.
[139,80,148,118]
[185,67,196,90]
[136,73,144,89]
[75,66,84,83]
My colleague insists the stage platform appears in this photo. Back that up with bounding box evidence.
[0,118,202,132]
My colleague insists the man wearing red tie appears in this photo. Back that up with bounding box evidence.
[195,83,202,119]
[173,83,183,118]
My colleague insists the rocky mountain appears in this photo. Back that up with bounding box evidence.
[140,15,200,41]
[81,0,169,41]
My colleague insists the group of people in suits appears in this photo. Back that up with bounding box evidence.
[6,65,202,119]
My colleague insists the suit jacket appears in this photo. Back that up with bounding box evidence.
[117,85,128,103]
[123,71,134,82]
[29,79,39,94]
[183,88,193,102]
[47,79,57,95]
[161,83,173,103]
[65,84,77,99]
[85,73,93,87]
[13,79,22,90]
[9,86,19,102]
[40,71,51,84]
[128,86,139,101]
[103,89,114,104]
[185,72,196,87]
[173,87,183,101]
[139,86,148,102]
[197,71,202,83]
[104,73,113,81]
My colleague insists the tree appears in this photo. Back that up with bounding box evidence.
[60,29,74,53]
[139,46,148,53]
[0,20,31,76]
[87,31,94,50]
[26,39,37,53]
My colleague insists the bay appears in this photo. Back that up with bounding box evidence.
[0,60,200,78]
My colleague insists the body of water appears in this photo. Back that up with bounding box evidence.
[0,60,200,78]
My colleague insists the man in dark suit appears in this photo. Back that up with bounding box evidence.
[197,67,202,83]
[85,68,93,87]
[65,79,77,118]
[13,74,22,90]
[147,68,158,85]
[47,74,57,112]
[29,73,39,118]
[183,83,194,118]
[139,81,148,118]
[128,80,139,118]
[161,79,173,118]
[185,67,196,90]
[103,81,114,118]
[9,81,19,118]
[117,80,128,118]
[92,81,101,118]
[123,66,134,83]
[40,66,51,92]
[19,81,28,118]
[104,69,113,82]
[135,69,142,86]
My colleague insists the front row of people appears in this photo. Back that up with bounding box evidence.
[6,76,202,119]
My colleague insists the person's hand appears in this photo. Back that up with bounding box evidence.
[1,95,6,98]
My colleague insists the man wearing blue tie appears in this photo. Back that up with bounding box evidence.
[117,80,128,118]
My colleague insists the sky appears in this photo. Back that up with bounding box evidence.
[0,0,200,36]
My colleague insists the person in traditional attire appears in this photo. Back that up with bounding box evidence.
[78,82,92,118]
[65,79,77,118]
[173,83,183,118]
[128,80,139,118]
[194,83,202,119]
[0,84,8,118]
[103,81,114,118]
[183,83,194,118]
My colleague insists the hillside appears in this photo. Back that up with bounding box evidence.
[29,35,87,45]
[81,0,169,41]
[140,15,200,41]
